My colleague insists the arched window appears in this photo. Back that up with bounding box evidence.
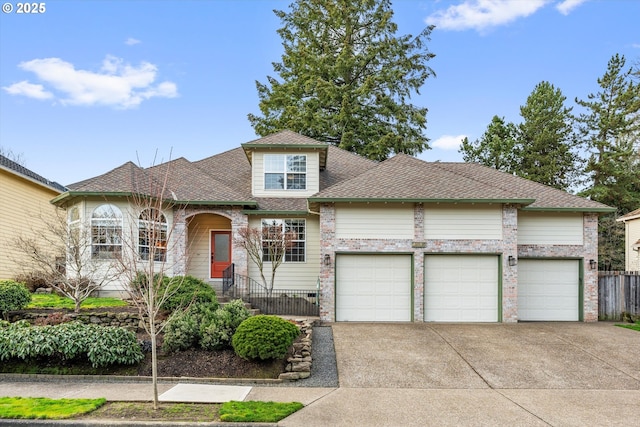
[91,204,122,259]
[139,208,167,261]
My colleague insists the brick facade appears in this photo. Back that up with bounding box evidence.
[318,203,599,323]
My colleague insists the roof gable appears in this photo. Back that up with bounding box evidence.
[241,130,329,169]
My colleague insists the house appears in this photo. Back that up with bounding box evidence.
[0,154,66,280]
[617,208,640,271]
[51,130,614,322]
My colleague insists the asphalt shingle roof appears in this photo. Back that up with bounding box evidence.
[61,133,612,213]
[1,154,66,192]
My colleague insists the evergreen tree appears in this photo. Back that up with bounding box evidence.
[575,54,640,213]
[459,115,517,173]
[575,54,640,270]
[248,0,436,161]
[516,81,579,191]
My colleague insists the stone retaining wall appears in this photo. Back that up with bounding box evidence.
[280,319,314,381]
[7,310,141,331]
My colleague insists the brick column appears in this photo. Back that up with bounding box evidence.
[319,203,336,322]
[583,213,599,321]
[172,208,187,276]
[413,203,425,321]
[502,204,518,322]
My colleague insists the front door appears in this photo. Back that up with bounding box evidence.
[210,231,231,278]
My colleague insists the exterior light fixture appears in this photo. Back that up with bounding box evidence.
[324,254,331,266]
[508,256,517,267]
[589,259,597,270]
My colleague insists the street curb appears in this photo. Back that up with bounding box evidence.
[0,373,283,386]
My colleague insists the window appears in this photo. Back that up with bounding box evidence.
[67,206,81,261]
[264,154,306,190]
[91,204,122,259]
[261,219,306,262]
[139,208,167,261]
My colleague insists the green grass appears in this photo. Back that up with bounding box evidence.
[0,397,106,419]
[27,294,128,310]
[219,400,303,423]
[615,321,640,332]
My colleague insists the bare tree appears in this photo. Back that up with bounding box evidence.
[13,208,119,312]
[114,155,192,410]
[236,219,295,296]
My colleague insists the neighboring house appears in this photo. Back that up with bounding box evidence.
[0,154,66,280]
[51,130,613,323]
[617,208,640,271]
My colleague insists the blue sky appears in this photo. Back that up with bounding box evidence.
[1,0,638,186]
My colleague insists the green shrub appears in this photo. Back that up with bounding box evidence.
[162,303,216,353]
[232,315,299,360]
[0,281,32,318]
[0,321,143,367]
[160,276,219,312]
[200,300,252,350]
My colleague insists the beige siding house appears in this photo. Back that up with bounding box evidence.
[51,130,614,322]
[617,208,640,271]
[0,155,65,280]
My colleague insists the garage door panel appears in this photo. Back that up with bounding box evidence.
[425,255,499,322]
[336,255,412,322]
[518,259,579,321]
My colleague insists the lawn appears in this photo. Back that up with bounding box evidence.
[616,321,640,332]
[0,397,105,420]
[27,294,128,310]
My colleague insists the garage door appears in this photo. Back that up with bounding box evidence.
[518,259,579,321]
[424,255,499,322]
[336,254,412,322]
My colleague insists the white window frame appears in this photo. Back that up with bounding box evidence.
[138,208,168,262]
[264,154,307,190]
[261,218,306,263]
[91,204,123,260]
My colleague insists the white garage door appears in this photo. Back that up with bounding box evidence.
[336,254,412,322]
[518,259,579,321]
[424,255,499,322]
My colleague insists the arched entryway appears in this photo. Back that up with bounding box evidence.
[186,213,232,281]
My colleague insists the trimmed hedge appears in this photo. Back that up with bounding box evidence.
[0,320,143,367]
[232,315,299,360]
[0,281,31,318]
[160,275,219,312]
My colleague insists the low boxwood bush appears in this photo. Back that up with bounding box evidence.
[232,315,300,360]
[163,300,252,352]
[160,275,219,312]
[0,280,31,319]
[0,321,143,367]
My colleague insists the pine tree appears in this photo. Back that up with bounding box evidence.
[516,81,579,191]
[248,0,436,161]
[459,115,518,173]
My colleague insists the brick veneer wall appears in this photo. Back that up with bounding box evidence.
[318,202,598,323]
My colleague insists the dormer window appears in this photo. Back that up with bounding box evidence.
[264,154,306,190]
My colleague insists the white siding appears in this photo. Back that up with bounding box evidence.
[518,212,583,245]
[251,151,320,197]
[624,220,640,271]
[247,216,320,290]
[424,204,502,240]
[335,203,414,239]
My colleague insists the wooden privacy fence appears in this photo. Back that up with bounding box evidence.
[598,271,640,321]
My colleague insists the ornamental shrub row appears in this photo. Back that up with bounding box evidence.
[129,273,219,312]
[0,281,31,318]
[0,320,143,367]
[162,299,252,353]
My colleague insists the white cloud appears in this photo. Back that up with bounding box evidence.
[125,37,141,46]
[632,43,640,49]
[556,0,588,15]
[2,80,53,99]
[6,56,177,109]
[432,134,467,150]
[426,0,549,31]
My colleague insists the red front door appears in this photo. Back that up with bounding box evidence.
[210,231,231,278]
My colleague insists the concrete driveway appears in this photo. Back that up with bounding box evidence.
[281,322,640,426]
